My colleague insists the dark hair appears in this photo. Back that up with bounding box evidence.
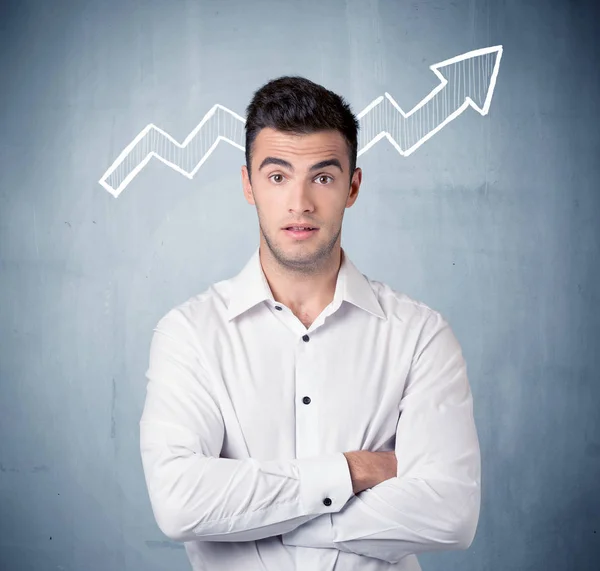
[244,76,359,185]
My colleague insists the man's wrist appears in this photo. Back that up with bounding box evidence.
[343,450,397,494]
[343,451,373,494]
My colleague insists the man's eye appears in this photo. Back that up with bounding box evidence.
[269,174,284,183]
[316,175,333,184]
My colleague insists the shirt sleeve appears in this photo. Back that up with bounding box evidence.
[281,310,481,564]
[139,308,355,544]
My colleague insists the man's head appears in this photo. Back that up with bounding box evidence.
[241,76,362,275]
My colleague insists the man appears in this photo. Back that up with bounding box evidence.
[139,76,481,571]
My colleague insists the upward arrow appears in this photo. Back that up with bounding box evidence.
[357,45,503,157]
[99,45,503,197]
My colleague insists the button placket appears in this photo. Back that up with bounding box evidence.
[294,330,319,462]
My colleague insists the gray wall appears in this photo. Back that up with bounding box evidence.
[1,0,598,570]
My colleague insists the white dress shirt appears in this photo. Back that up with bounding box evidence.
[139,246,481,571]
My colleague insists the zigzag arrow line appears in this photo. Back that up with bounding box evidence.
[99,45,502,197]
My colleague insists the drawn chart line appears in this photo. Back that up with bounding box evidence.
[99,45,502,197]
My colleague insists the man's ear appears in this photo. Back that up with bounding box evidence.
[241,165,255,205]
[344,167,361,208]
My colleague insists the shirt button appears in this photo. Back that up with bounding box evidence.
[302,334,310,342]
[275,305,282,311]
[302,396,311,405]
[323,497,332,506]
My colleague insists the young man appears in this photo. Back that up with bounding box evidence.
[139,76,481,571]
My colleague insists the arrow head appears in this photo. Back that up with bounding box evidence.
[432,45,503,114]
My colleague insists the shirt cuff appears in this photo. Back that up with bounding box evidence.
[294,452,354,515]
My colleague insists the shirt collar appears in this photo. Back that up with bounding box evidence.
[226,246,386,321]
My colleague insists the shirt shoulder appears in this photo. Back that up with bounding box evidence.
[366,276,445,325]
[366,277,459,360]
[153,277,233,337]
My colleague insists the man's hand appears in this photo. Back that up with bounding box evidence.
[343,450,397,495]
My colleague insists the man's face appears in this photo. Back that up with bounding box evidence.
[241,127,361,273]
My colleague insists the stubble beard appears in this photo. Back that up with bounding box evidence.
[256,209,343,276]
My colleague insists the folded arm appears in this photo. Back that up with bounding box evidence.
[139,309,354,543]
[282,310,481,564]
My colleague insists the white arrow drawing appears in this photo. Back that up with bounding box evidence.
[99,45,502,197]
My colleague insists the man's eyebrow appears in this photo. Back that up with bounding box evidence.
[257,157,344,172]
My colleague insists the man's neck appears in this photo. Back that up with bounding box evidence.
[259,245,343,316]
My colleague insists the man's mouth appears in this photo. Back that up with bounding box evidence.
[283,227,319,239]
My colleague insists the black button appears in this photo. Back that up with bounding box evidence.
[302,396,311,405]
[323,497,332,506]
[275,305,282,311]
[302,334,310,342]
